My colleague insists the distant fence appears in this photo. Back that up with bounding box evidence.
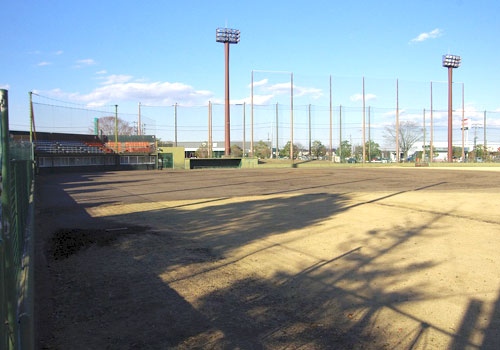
[1,90,35,350]
[27,75,500,162]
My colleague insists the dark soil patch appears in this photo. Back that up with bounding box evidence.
[51,226,150,260]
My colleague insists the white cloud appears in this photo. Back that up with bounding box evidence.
[0,84,10,89]
[259,82,323,99]
[247,79,268,88]
[74,58,97,68]
[231,94,275,105]
[95,70,107,75]
[37,61,52,67]
[99,74,133,85]
[28,50,42,55]
[410,28,442,43]
[54,50,64,55]
[38,81,214,107]
[350,93,376,102]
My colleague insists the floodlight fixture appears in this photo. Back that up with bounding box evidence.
[216,28,240,44]
[442,55,461,68]
[443,54,462,162]
[216,27,240,156]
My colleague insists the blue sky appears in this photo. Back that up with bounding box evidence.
[2,0,500,144]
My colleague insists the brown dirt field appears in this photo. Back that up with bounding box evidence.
[35,167,500,349]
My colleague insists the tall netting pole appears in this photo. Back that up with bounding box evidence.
[430,81,434,163]
[396,79,400,162]
[174,103,178,147]
[290,72,294,163]
[243,102,246,158]
[362,76,366,164]
[484,110,487,159]
[339,105,342,162]
[275,103,279,159]
[251,70,254,157]
[114,105,118,153]
[423,109,426,162]
[462,83,465,161]
[329,75,333,161]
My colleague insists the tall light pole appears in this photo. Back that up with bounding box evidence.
[442,54,461,162]
[216,27,240,156]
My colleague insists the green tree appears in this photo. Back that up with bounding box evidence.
[423,145,437,160]
[230,144,243,157]
[254,140,271,159]
[339,140,352,160]
[279,141,299,159]
[472,144,486,160]
[366,140,382,160]
[311,140,326,159]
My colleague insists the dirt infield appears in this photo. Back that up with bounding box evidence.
[35,167,500,349]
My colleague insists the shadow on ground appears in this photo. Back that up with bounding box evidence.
[35,172,500,350]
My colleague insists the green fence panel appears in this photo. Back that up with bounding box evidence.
[1,89,35,350]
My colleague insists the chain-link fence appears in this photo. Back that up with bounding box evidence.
[1,89,35,350]
[27,75,500,162]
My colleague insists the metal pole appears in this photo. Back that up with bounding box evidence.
[276,102,279,158]
[290,72,294,162]
[368,106,371,162]
[224,42,231,156]
[329,75,332,161]
[208,101,211,158]
[339,104,342,162]
[174,103,178,147]
[362,77,366,163]
[29,91,33,143]
[308,104,312,157]
[396,79,399,162]
[210,102,213,157]
[423,108,426,162]
[115,104,118,153]
[484,110,487,159]
[430,81,433,163]
[138,102,142,135]
[448,67,453,162]
[243,102,246,158]
[462,83,465,161]
[251,70,254,157]
[2,89,18,350]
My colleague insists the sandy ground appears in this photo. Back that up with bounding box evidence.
[35,167,500,349]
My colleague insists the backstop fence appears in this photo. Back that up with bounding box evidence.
[1,89,35,350]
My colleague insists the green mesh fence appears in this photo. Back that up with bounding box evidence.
[1,90,35,350]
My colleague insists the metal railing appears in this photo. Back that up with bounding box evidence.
[1,89,35,350]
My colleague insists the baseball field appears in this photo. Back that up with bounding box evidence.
[35,167,500,349]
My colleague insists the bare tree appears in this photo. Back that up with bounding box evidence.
[91,116,134,136]
[384,121,421,160]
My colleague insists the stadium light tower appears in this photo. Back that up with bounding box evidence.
[442,54,461,162]
[216,27,240,156]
